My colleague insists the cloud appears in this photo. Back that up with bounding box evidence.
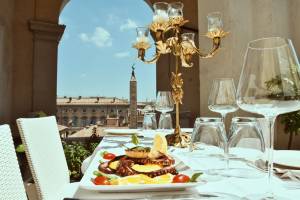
[79,27,112,48]
[120,19,138,31]
[114,51,131,58]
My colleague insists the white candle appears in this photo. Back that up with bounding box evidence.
[207,12,223,32]
[136,35,149,43]
[153,9,169,23]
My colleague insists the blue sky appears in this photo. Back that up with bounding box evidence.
[58,0,156,101]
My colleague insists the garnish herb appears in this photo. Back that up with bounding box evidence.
[189,172,203,182]
[93,170,117,181]
[131,134,139,145]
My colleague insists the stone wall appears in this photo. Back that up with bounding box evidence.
[197,0,300,149]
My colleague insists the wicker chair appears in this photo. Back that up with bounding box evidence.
[17,116,78,200]
[0,124,27,200]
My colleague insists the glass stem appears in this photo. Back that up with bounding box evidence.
[221,113,229,169]
[266,116,276,196]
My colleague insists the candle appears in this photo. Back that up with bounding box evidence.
[153,2,169,23]
[153,9,169,23]
[168,2,183,18]
[207,12,223,32]
[136,27,150,44]
[181,33,195,49]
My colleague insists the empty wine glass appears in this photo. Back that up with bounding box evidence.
[155,91,174,130]
[208,78,239,124]
[237,37,300,199]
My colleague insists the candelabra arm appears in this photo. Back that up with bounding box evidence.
[195,37,221,59]
[139,52,161,64]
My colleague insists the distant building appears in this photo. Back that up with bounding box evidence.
[56,96,147,128]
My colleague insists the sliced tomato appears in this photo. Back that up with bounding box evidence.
[93,176,110,185]
[103,152,116,160]
[172,174,190,183]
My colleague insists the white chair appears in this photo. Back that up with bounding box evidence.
[17,116,78,200]
[0,124,28,200]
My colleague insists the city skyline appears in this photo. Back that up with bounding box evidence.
[57,0,156,101]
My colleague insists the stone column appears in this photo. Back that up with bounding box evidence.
[129,69,137,128]
[29,20,65,115]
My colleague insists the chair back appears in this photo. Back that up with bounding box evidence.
[0,124,27,200]
[17,116,69,200]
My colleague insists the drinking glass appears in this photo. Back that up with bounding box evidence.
[190,117,227,154]
[227,117,265,178]
[208,78,239,124]
[237,37,300,199]
[155,91,174,130]
[142,113,157,130]
[189,117,228,176]
[158,113,173,129]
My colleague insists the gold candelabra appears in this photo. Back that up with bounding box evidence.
[133,2,228,147]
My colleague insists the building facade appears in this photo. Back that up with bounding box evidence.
[56,96,146,128]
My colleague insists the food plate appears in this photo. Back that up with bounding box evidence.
[274,150,300,170]
[79,148,202,192]
[104,128,141,135]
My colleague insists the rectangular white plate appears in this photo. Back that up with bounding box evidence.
[79,148,201,192]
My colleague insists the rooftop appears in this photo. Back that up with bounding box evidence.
[57,96,147,106]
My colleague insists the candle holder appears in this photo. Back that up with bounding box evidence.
[133,2,228,147]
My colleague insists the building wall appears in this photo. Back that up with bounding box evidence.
[197,0,300,149]
[0,0,65,135]
[56,104,130,127]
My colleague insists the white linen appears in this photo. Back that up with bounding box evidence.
[78,130,300,199]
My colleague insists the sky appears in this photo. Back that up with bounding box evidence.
[58,0,156,101]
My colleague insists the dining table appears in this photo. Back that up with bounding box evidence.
[70,129,300,200]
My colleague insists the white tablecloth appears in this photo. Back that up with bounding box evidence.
[75,130,300,200]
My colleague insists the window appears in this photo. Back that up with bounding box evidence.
[81,116,88,127]
[72,116,78,127]
[83,108,86,112]
[90,116,97,125]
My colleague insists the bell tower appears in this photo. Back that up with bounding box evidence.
[129,64,137,128]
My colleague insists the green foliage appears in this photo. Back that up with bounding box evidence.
[281,111,300,136]
[63,141,98,181]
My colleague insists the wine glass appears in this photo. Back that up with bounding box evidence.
[237,37,300,199]
[208,78,239,125]
[155,91,174,130]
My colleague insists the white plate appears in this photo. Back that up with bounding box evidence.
[104,129,141,135]
[274,150,300,169]
[79,148,201,192]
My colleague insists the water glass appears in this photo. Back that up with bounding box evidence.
[226,117,266,178]
[143,113,157,130]
[158,113,173,129]
[190,117,227,155]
